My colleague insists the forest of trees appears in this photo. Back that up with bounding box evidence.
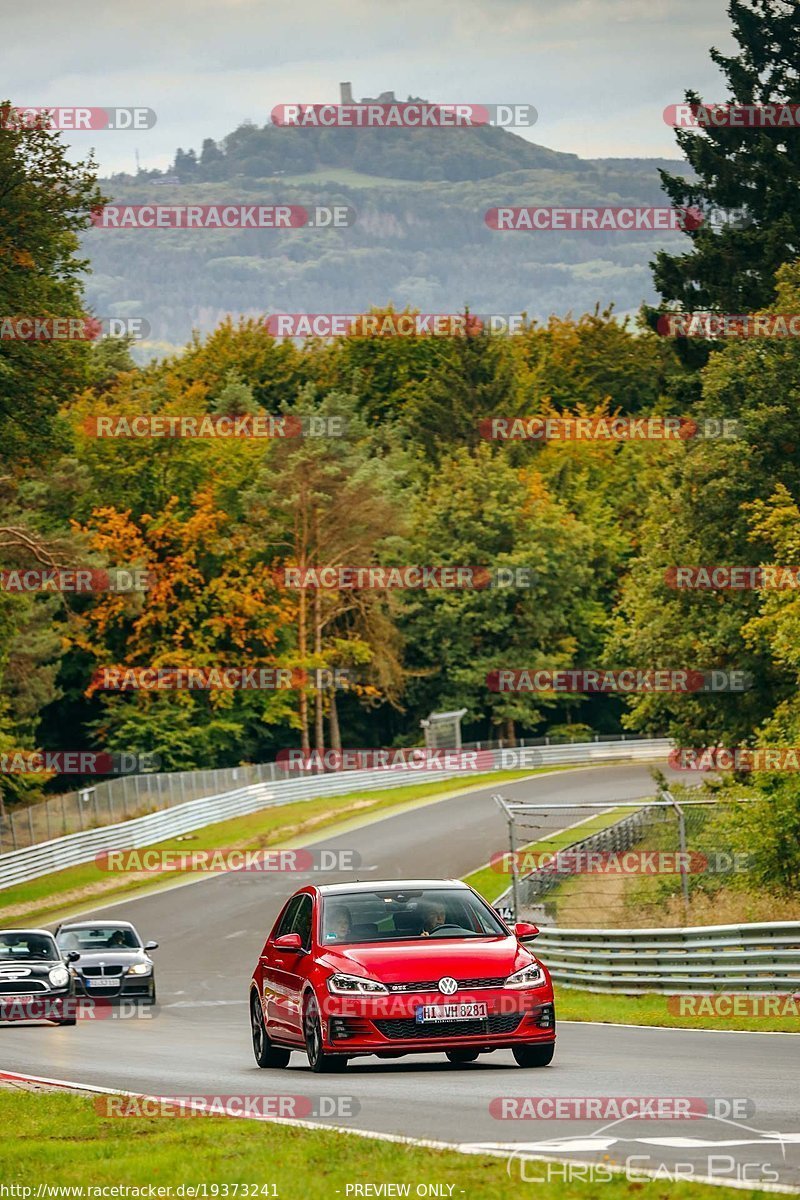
[1,0,799,903]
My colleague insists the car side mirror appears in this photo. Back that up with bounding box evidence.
[273,932,304,952]
[514,922,539,941]
[64,951,81,963]
[144,941,159,951]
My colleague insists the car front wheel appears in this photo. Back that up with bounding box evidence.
[304,995,347,1073]
[512,1042,555,1067]
[251,992,291,1068]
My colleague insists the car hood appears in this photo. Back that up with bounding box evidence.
[318,936,534,982]
[0,961,59,980]
[69,950,149,968]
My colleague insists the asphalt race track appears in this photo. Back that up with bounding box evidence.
[2,763,799,1189]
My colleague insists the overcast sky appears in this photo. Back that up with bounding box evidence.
[3,0,735,174]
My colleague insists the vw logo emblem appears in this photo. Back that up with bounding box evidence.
[438,976,458,996]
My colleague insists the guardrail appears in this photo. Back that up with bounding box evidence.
[0,732,662,853]
[534,922,800,994]
[0,738,671,890]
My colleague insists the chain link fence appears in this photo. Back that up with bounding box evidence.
[493,798,735,929]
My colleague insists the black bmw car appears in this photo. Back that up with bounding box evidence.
[54,920,159,1003]
[0,928,77,1025]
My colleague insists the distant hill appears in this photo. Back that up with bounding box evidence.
[164,121,587,184]
[86,108,695,353]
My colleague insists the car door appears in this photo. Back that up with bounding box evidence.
[281,892,314,1040]
[261,895,303,1040]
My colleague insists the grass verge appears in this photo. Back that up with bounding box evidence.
[0,768,550,926]
[553,984,799,1033]
[0,1088,782,1200]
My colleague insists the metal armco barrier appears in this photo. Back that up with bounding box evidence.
[0,738,670,890]
[534,922,800,994]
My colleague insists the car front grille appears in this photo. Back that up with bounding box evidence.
[386,976,507,993]
[374,1012,523,1040]
[81,965,125,977]
[0,980,48,995]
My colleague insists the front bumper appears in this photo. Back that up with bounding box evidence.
[0,988,73,1021]
[321,988,555,1054]
[74,973,154,1000]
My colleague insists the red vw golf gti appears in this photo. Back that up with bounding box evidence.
[249,880,555,1072]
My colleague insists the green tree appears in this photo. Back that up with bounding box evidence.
[652,0,800,312]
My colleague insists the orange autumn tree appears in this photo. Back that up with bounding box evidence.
[71,489,298,769]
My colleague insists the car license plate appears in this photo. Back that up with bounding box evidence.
[1,995,34,1005]
[86,979,117,988]
[415,1002,488,1023]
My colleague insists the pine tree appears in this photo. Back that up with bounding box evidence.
[652,0,800,313]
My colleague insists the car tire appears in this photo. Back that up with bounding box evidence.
[512,1042,555,1067]
[446,1049,480,1064]
[304,995,347,1073]
[55,1018,77,1027]
[251,991,291,1068]
[147,980,157,1005]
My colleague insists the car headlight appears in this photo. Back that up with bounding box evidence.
[505,962,547,989]
[327,973,388,995]
[48,966,69,988]
[126,962,152,976]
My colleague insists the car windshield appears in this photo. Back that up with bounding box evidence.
[320,888,508,944]
[0,933,59,961]
[55,926,141,952]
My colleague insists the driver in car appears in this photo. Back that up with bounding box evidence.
[327,906,353,941]
[421,903,447,936]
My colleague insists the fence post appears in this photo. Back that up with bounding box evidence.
[508,813,519,922]
[664,789,690,923]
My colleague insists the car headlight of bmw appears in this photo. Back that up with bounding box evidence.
[48,966,69,988]
[505,962,547,989]
[327,973,388,995]
[126,962,153,976]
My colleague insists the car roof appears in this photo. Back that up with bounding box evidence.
[0,928,57,938]
[316,879,468,895]
[57,920,137,930]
